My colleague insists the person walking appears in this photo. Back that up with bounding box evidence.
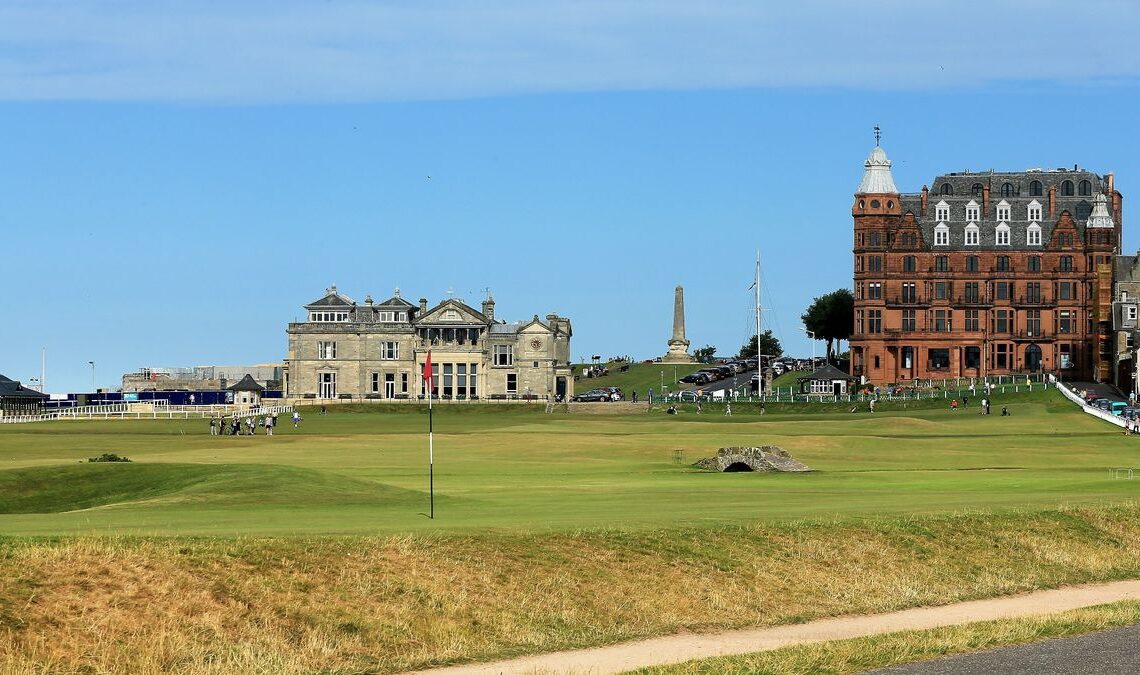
[724,401,732,416]
[189,393,196,406]
[209,416,216,435]
[266,414,274,436]
[246,416,256,435]
[292,410,302,429]
[869,398,876,413]
[220,414,228,434]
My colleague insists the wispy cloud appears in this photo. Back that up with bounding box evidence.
[0,0,1137,102]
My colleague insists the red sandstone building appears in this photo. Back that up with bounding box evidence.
[850,140,1121,385]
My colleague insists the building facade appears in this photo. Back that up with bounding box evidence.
[1110,254,1140,394]
[122,364,282,392]
[285,287,573,400]
[850,141,1122,385]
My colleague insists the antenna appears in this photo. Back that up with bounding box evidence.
[874,125,881,146]
[481,287,494,300]
[446,286,455,299]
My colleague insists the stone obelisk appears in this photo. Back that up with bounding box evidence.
[663,285,695,363]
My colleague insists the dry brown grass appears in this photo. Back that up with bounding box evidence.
[4,504,1140,673]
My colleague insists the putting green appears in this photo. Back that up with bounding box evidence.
[0,388,1134,536]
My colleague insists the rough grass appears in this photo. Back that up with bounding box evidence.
[5,505,1140,673]
[636,600,1140,674]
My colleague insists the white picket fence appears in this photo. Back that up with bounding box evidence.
[0,402,292,424]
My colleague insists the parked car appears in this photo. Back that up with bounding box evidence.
[1111,401,1129,416]
[1084,391,1101,403]
[598,387,624,401]
[679,372,707,384]
[1094,398,1113,411]
[712,366,734,379]
[1123,407,1140,420]
[571,389,610,402]
[678,390,699,402]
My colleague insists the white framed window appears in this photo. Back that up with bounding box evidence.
[965,200,980,222]
[964,224,979,246]
[380,341,399,359]
[996,200,1011,222]
[935,200,950,222]
[309,311,349,322]
[318,341,337,359]
[934,224,949,246]
[1026,224,1042,246]
[396,311,406,322]
[378,311,394,322]
[995,223,1010,246]
[1129,306,1138,322]
[493,344,513,366]
[1027,199,1042,222]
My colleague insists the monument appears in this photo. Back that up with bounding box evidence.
[663,285,696,363]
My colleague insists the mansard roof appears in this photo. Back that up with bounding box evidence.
[304,285,356,309]
[375,295,415,308]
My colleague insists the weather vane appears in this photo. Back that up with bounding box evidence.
[874,125,881,146]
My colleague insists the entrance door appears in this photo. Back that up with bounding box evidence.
[319,372,337,399]
[385,373,396,399]
[1025,344,1042,372]
[833,381,843,397]
[556,377,567,400]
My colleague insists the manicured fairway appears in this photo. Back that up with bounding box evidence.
[0,389,1136,535]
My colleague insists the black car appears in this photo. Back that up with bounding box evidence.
[679,372,706,384]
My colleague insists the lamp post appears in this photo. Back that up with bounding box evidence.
[802,329,817,367]
[89,361,95,393]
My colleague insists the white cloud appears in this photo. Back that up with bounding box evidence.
[0,0,1137,102]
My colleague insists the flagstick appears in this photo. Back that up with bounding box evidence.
[428,376,434,519]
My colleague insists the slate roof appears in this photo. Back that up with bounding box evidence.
[898,168,1114,251]
[0,374,48,399]
[797,363,857,382]
[304,286,356,309]
[416,299,490,326]
[227,374,266,392]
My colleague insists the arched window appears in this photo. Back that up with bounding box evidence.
[1061,180,1075,196]
[1078,179,1092,196]
[1000,182,1015,197]
[1029,180,1043,196]
[940,183,954,196]
[972,182,984,197]
[1075,200,1092,220]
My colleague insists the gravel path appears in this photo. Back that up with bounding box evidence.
[406,580,1140,675]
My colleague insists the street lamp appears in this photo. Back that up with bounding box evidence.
[88,361,95,393]
[801,329,817,367]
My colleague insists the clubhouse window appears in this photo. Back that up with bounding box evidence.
[994,343,1010,369]
[901,346,914,369]
[902,310,916,332]
[380,341,399,360]
[965,310,980,331]
[506,373,518,394]
[309,311,349,322]
[317,341,337,359]
[928,348,950,371]
[868,282,882,300]
[493,344,514,366]
[933,309,951,332]
[965,346,981,369]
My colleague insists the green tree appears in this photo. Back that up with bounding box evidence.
[738,330,783,359]
[801,289,854,363]
[693,345,717,363]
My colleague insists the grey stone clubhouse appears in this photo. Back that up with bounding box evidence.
[285,287,573,401]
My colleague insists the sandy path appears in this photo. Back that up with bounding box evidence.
[408,579,1140,675]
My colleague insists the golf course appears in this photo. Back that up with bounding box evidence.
[4,386,1140,673]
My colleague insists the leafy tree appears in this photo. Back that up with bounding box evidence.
[738,330,783,359]
[801,289,854,362]
[693,345,717,363]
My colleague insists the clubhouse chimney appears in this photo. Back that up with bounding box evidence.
[481,297,495,321]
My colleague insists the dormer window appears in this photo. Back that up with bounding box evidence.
[310,311,350,322]
[935,200,950,222]
[964,224,979,246]
[934,224,949,246]
[996,200,1010,222]
[1078,179,1092,196]
[1026,224,1042,246]
[1027,200,1042,222]
[995,223,1011,246]
[940,184,953,196]
[965,200,980,222]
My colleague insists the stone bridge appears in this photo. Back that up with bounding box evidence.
[694,446,812,473]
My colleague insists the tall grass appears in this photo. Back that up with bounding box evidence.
[4,504,1140,673]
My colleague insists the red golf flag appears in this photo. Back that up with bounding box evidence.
[422,350,433,383]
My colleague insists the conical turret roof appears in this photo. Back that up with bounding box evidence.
[857,144,898,194]
[1087,192,1115,228]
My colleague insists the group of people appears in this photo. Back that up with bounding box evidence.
[209,411,301,436]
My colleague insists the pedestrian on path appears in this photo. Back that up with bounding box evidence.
[209,417,216,435]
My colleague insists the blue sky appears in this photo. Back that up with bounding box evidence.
[4,1,1140,392]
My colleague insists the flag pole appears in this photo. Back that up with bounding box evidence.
[425,350,434,519]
